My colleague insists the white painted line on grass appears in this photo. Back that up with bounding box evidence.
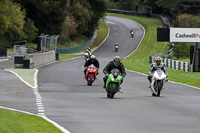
[0,106,36,115]
[5,69,37,89]
[42,116,71,133]
[0,59,9,62]
[4,68,45,115]
[0,106,71,133]
[4,68,71,132]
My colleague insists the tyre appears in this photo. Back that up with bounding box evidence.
[89,75,93,86]
[110,83,117,98]
[157,81,162,97]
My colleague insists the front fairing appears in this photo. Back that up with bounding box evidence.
[106,74,122,89]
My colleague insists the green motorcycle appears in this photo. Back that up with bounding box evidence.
[106,69,123,98]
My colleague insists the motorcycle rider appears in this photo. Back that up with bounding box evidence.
[115,43,118,49]
[84,47,92,60]
[103,56,126,88]
[130,29,134,37]
[84,55,99,78]
[148,57,168,88]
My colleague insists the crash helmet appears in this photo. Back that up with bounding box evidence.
[88,47,91,52]
[155,57,161,65]
[115,43,118,45]
[90,55,96,62]
[113,56,121,66]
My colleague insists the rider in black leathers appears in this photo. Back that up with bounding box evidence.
[103,56,126,88]
[84,55,99,78]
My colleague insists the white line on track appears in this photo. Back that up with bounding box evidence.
[0,106,70,133]
[4,68,71,132]
[0,59,9,62]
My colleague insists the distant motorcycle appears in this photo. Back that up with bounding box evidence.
[86,64,98,86]
[115,44,119,52]
[84,52,90,61]
[150,69,167,97]
[106,69,123,98]
[130,31,134,38]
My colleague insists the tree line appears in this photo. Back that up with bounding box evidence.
[0,0,107,48]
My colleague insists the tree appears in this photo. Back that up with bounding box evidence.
[0,0,25,47]
[14,0,67,35]
[86,0,107,36]
[67,0,107,37]
[117,0,135,11]
[173,42,190,58]
[68,0,92,35]
[23,18,38,42]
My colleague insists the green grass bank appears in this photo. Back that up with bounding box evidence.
[0,110,62,133]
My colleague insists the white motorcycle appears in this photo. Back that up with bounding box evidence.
[150,69,167,97]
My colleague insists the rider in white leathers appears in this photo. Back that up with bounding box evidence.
[148,57,168,88]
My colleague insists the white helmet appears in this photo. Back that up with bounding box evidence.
[113,56,120,66]
[91,55,95,59]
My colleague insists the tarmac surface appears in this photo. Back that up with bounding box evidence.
[38,16,200,133]
[0,53,37,114]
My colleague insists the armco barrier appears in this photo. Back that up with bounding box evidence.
[56,30,97,54]
[149,56,190,72]
[108,9,173,28]
[25,50,55,68]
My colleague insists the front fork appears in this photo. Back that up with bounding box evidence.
[106,82,120,91]
[151,80,164,94]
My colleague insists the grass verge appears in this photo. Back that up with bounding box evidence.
[58,20,108,60]
[107,13,200,88]
[7,68,36,87]
[0,109,62,133]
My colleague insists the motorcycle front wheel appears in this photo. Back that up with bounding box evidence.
[110,83,117,98]
[88,75,93,86]
[156,81,162,97]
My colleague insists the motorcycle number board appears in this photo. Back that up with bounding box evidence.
[170,28,200,42]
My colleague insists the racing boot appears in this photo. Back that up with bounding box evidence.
[103,82,106,88]
[148,81,151,88]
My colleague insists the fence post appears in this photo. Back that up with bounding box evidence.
[164,58,167,65]
[178,61,181,70]
[172,60,175,69]
[185,62,188,72]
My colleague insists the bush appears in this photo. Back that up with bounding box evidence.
[173,42,190,58]
[176,14,200,28]
[60,16,77,40]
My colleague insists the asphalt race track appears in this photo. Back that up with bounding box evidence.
[0,54,37,114]
[38,16,200,133]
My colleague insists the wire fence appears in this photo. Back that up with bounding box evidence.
[39,34,59,52]
[56,30,97,54]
